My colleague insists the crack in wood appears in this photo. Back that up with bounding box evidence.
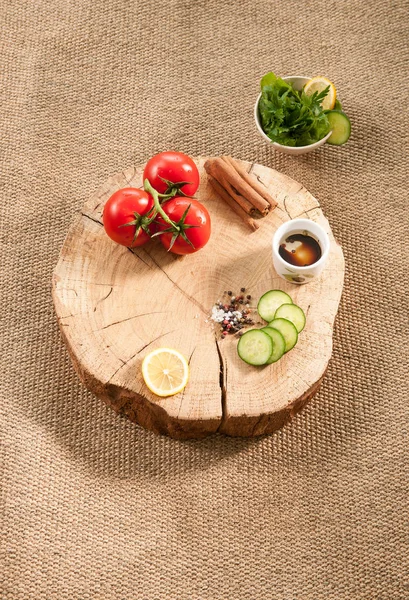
[282,195,320,220]
[188,347,196,365]
[176,346,198,417]
[250,414,265,437]
[255,174,267,187]
[93,287,113,312]
[283,196,292,219]
[289,204,321,221]
[121,167,137,187]
[135,329,178,357]
[304,205,321,213]
[145,253,208,316]
[273,205,287,219]
[248,162,269,189]
[127,247,152,268]
[107,356,137,384]
[107,329,177,383]
[59,280,117,287]
[97,311,168,331]
[81,212,103,226]
[215,337,227,431]
[249,162,271,191]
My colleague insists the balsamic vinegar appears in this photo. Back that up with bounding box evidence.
[279,233,321,267]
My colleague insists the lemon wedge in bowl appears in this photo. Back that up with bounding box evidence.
[142,348,189,397]
[304,76,336,110]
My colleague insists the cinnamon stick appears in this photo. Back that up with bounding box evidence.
[204,158,270,216]
[208,176,259,232]
[222,156,277,209]
[204,159,259,217]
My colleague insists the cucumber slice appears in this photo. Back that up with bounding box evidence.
[268,318,298,352]
[257,290,293,322]
[326,110,351,145]
[274,303,306,333]
[333,98,343,111]
[261,327,286,364]
[237,329,273,366]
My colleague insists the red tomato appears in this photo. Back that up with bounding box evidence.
[143,151,199,196]
[156,197,211,255]
[103,188,154,247]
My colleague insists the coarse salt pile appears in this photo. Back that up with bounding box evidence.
[211,306,230,323]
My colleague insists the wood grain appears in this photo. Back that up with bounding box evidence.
[52,158,344,439]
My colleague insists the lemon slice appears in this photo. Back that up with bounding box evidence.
[142,348,189,397]
[304,76,336,110]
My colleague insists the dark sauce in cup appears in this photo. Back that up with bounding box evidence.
[279,233,322,267]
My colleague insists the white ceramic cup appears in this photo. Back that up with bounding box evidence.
[272,218,330,284]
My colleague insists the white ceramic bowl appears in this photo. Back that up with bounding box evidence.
[254,75,332,155]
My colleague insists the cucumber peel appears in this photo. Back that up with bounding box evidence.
[274,303,306,333]
[326,110,351,145]
[268,318,298,353]
[261,327,286,363]
[257,289,293,322]
[237,329,273,366]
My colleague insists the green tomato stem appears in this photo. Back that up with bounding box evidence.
[144,179,179,229]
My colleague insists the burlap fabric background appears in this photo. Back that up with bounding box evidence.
[1,1,408,598]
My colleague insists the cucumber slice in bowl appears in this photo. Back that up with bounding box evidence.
[261,327,286,363]
[237,329,273,366]
[326,110,351,145]
[274,303,306,333]
[268,318,298,352]
[257,290,293,322]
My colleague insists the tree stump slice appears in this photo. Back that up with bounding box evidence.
[52,158,344,439]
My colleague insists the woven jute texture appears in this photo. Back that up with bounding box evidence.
[1,0,409,598]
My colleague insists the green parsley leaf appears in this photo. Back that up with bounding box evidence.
[258,72,331,147]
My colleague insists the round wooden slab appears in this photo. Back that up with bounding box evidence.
[52,158,344,439]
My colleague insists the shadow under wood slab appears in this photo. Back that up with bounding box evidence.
[52,158,344,439]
